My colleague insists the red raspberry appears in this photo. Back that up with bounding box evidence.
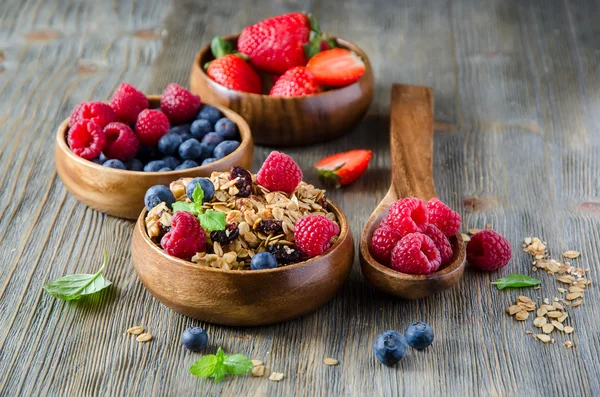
[135,109,170,146]
[110,83,149,125]
[383,198,428,237]
[466,229,512,271]
[294,215,340,257]
[427,198,462,237]
[160,83,201,125]
[69,101,117,128]
[161,211,206,260]
[103,122,140,161]
[390,233,441,275]
[423,224,453,265]
[256,151,303,194]
[67,120,106,160]
[370,226,402,265]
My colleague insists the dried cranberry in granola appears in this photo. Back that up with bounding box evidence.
[230,166,252,197]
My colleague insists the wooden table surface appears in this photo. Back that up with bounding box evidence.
[2,0,600,396]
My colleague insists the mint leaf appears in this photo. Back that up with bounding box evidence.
[223,354,254,375]
[198,210,226,231]
[43,251,112,301]
[192,184,204,206]
[212,362,227,382]
[189,347,252,383]
[216,347,225,362]
[189,355,218,377]
[491,274,541,290]
[172,201,199,215]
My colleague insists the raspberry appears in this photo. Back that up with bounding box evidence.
[390,233,441,275]
[160,83,201,125]
[370,226,402,265]
[110,83,149,125]
[69,101,117,128]
[423,224,453,265]
[102,122,139,161]
[135,109,170,146]
[294,215,340,256]
[256,151,303,194]
[161,211,206,260]
[67,120,106,160]
[427,198,462,237]
[384,198,428,237]
[466,229,512,271]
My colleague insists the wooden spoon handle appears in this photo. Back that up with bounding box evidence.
[389,84,436,200]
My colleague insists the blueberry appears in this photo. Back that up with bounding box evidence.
[201,132,224,149]
[162,156,181,169]
[158,167,172,172]
[178,138,203,160]
[214,118,238,140]
[144,160,168,172]
[373,331,408,366]
[404,322,434,350]
[181,327,208,352]
[190,119,212,140]
[170,124,191,135]
[250,252,278,270]
[144,185,175,210]
[186,177,215,203]
[126,158,144,171]
[91,157,104,165]
[199,142,214,160]
[157,133,183,155]
[213,140,240,159]
[99,152,108,163]
[202,158,217,166]
[197,105,222,125]
[175,160,199,170]
[103,159,126,169]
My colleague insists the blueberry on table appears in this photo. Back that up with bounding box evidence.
[175,160,199,170]
[201,158,217,166]
[181,327,208,352]
[179,138,203,160]
[144,185,175,210]
[162,156,181,170]
[373,330,408,366]
[250,252,278,270]
[404,322,434,350]
[201,132,224,148]
[197,105,222,125]
[144,160,168,172]
[103,159,126,169]
[157,133,183,155]
[213,140,240,159]
[126,158,144,171]
[190,119,212,140]
[214,118,238,140]
[186,177,215,203]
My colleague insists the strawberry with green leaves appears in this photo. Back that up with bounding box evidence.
[205,36,262,94]
[269,66,322,97]
[315,149,372,187]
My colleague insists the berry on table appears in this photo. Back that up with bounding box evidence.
[197,105,222,125]
[306,48,366,87]
[427,198,461,237]
[370,226,402,265]
[109,83,148,125]
[102,122,139,161]
[175,160,199,170]
[178,138,203,160]
[144,160,169,172]
[126,158,144,171]
[157,132,183,155]
[160,83,201,125]
[250,252,278,270]
[315,150,372,187]
[373,330,408,366]
[404,322,434,350]
[161,211,206,260]
[269,67,322,97]
[186,177,215,203]
[213,140,239,159]
[214,118,238,140]
[102,159,126,169]
[294,215,340,256]
[67,120,106,160]
[384,198,429,237]
[69,101,116,128]
[201,158,217,166]
[181,327,208,352]
[423,224,453,265]
[162,156,181,170]
[256,151,303,194]
[135,109,170,146]
[390,232,441,275]
[466,229,512,272]
[190,119,212,140]
[144,185,175,210]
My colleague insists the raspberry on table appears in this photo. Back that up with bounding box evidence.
[102,122,139,161]
[161,211,206,260]
[160,83,201,125]
[256,151,303,194]
[294,215,340,256]
[67,120,106,160]
[110,83,149,125]
[370,226,402,265]
[69,101,117,128]
[423,224,453,265]
[135,109,170,146]
[466,229,512,271]
[384,198,429,237]
[427,198,462,237]
[390,232,441,275]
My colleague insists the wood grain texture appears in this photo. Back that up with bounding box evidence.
[1,0,600,396]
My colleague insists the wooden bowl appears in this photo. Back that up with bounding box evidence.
[55,96,253,220]
[131,200,354,326]
[190,34,374,146]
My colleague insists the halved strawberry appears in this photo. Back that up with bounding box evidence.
[315,150,372,187]
[306,48,366,87]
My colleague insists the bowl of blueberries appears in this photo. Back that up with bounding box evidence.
[55,83,253,219]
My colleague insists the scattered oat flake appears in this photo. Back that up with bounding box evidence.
[533,317,547,327]
[536,334,551,343]
[551,321,564,331]
[136,333,152,342]
[571,299,583,308]
[468,228,482,235]
[252,365,265,377]
[564,340,574,348]
[525,330,532,334]
[127,326,144,335]
[542,323,554,334]
[461,233,471,242]
[323,358,339,366]
[269,372,284,382]
[515,311,529,321]
[564,326,574,334]
[566,292,582,301]
[563,250,580,259]
[251,359,263,367]
[557,288,566,293]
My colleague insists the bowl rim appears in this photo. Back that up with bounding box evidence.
[55,96,253,176]
[193,33,373,99]
[135,197,351,275]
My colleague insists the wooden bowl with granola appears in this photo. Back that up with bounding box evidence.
[131,154,354,326]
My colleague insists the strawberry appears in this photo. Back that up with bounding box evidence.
[306,48,366,87]
[315,150,372,187]
[205,36,262,94]
[269,67,322,97]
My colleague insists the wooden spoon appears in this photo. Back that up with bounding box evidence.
[359,84,465,299]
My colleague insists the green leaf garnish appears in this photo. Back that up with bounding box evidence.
[43,251,112,300]
[172,201,199,215]
[172,185,226,232]
[223,354,254,375]
[491,274,541,290]
[192,184,204,205]
[189,347,253,383]
[189,355,218,377]
[199,209,226,231]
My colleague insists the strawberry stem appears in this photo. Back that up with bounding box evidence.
[211,36,234,59]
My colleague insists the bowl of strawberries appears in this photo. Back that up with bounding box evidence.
[190,12,374,146]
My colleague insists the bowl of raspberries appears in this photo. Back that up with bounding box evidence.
[189,12,374,146]
[55,83,253,219]
[131,151,354,326]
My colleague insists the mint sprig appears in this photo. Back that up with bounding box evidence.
[491,274,541,290]
[172,184,226,231]
[189,347,254,382]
